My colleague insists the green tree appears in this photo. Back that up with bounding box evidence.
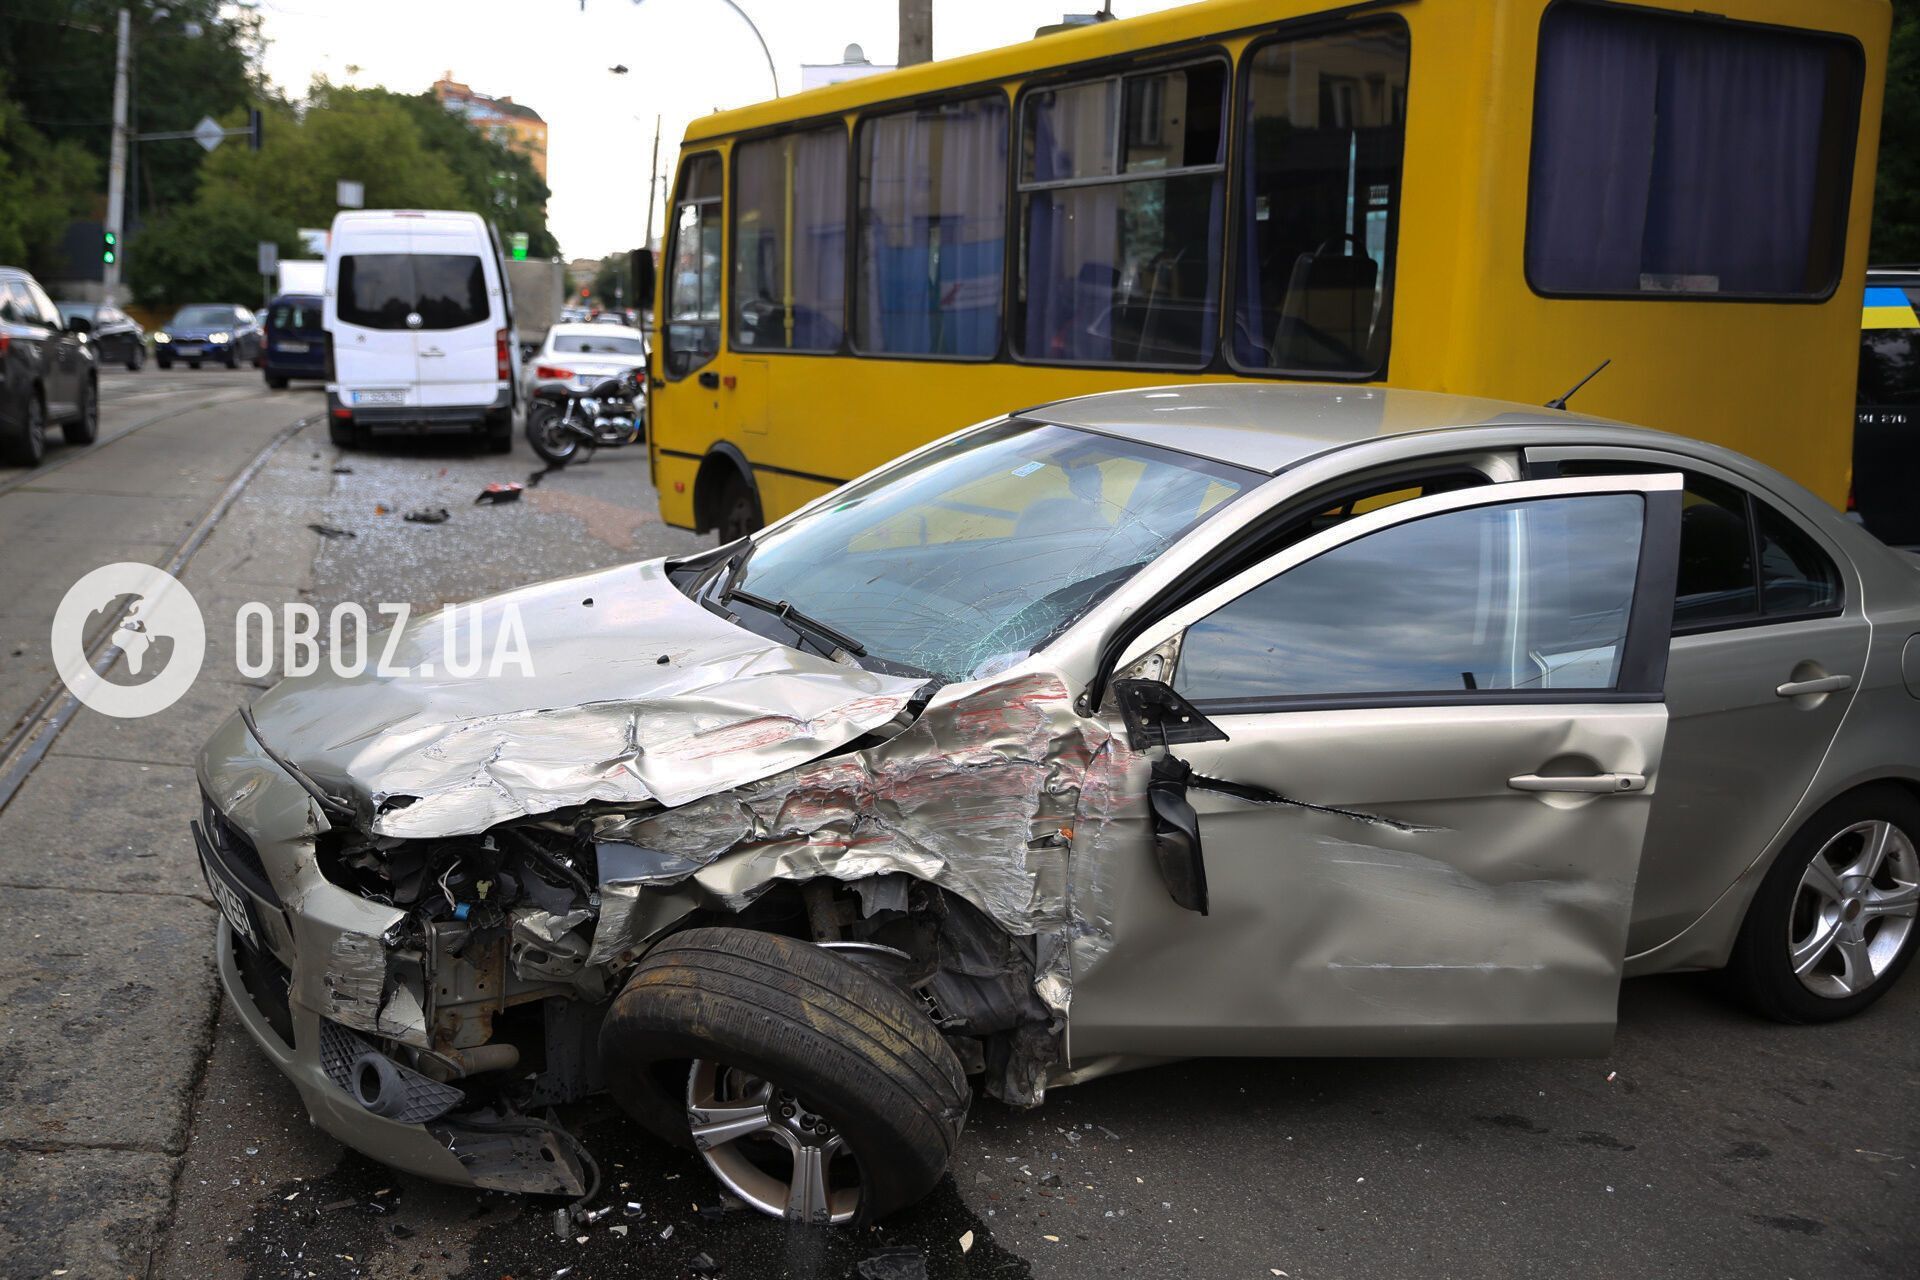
[593,253,631,308]
[1871,0,1920,263]
[125,187,300,308]
[0,81,98,272]
[0,1,258,221]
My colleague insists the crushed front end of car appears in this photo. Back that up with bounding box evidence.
[195,555,1145,1221]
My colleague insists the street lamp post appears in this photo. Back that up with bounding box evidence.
[626,0,779,98]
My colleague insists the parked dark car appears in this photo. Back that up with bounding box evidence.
[0,266,99,465]
[155,303,263,369]
[55,300,147,371]
[260,293,327,388]
[1856,267,1920,546]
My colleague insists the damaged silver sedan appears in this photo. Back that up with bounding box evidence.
[195,385,1920,1224]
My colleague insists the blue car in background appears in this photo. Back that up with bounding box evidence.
[261,293,327,389]
[154,303,262,369]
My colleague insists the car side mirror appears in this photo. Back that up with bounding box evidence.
[1148,755,1209,914]
[1111,678,1227,751]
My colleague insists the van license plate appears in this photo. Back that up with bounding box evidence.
[354,389,406,406]
[276,341,309,353]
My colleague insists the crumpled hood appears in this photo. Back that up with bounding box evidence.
[249,559,928,839]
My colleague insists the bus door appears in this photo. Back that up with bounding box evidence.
[656,151,727,486]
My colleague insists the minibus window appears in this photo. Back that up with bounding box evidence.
[413,256,488,329]
[732,126,848,352]
[1232,22,1409,378]
[1017,60,1228,368]
[1527,4,1861,298]
[855,93,1008,358]
[665,152,723,377]
[337,255,416,330]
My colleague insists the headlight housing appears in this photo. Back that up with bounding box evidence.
[154,332,171,344]
[209,332,231,344]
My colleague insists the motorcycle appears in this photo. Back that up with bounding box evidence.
[525,367,646,467]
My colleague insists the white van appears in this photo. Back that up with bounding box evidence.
[322,210,519,451]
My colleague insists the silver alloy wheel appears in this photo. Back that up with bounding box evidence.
[685,1059,860,1224]
[1789,819,1920,998]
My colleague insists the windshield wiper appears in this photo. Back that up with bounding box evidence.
[724,586,868,658]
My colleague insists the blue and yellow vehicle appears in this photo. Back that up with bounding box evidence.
[1856,268,1919,544]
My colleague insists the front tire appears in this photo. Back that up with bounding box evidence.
[224,347,239,369]
[1728,785,1920,1023]
[601,927,970,1224]
[266,374,288,390]
[156,355,172,370]
[126,345,144,372]
[187,360,201,370]
[525,402,577,465]
[715,470,763,542]
[62,378,98,446]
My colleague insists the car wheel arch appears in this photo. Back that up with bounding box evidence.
[693,444,760,536]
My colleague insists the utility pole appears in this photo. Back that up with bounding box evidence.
[103,8,131,304]
[644,113,662,252]
[898,0,932,67]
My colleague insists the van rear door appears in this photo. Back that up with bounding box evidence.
[410,248,498,410]
[332,241,421,405]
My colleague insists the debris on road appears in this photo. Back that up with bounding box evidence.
[959,1229,975,1253]
[475,481,525,504]
[306,523,355,539]
[403,506,451,524]
[855,1247,928,1280]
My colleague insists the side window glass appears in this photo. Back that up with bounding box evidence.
[665,153,723,376]
[26,281,60,328]
[1670,473,1757,627]
[733,127,847,351]
[1174,494,1646,702]
[0,284,18,323]
[855,93,1008,358]
[1234,22,1409,376]
[1756,502,1841,615]
[1016,60,1227,367]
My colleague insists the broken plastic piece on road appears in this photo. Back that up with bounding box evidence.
[959,1229,975,1254]
[306,523,354,539]
[855,1248,928,1280]
[690,1254,720,1276]
[476,482,525,505]
[331,465,353,474]
[404,507,451,524]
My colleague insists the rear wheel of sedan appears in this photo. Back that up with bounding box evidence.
[62,378,98,446]
[1729,785,1920,1023]
[4,391,46,465]
[600,927,970,1224]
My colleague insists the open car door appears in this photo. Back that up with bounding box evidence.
[1070,473,1683,1060]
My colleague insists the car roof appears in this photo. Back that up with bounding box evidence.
[547,322,644,340]
[1016,383,1622,476]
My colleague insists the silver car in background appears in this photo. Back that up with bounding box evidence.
[197,385,1920,1225]
[520,320,647,403]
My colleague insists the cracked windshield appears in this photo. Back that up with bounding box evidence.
[730,421,1255,682]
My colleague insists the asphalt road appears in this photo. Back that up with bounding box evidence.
[0,372,1914,1278]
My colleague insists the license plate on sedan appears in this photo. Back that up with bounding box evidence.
[354,389,407,406]
[194,824,258,947]
[175,343,203,354]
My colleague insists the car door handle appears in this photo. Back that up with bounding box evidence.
[698,371,720,389]
[1775,674,1853,698]
[1508,773,1647,794]
[419,348,445,358]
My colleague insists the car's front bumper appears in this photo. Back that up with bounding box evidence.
[198,711,587,1195]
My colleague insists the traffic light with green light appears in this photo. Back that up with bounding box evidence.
[101,230,117,265]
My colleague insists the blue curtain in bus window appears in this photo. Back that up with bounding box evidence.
[1023,80,1120,363]
[1020,68,1224,367]
[1528,6,1854,296]
[857,95,1007,357]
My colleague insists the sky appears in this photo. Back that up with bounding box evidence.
[248,0,1196,259]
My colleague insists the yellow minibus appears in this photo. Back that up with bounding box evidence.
[646,0,1890,537]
